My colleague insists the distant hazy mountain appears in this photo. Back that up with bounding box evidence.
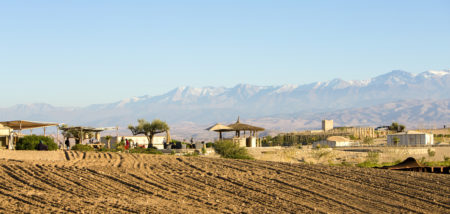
[0,70,449,138]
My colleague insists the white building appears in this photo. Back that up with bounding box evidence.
[101,135,166,149]
[0,124,12,149]
[313,136,353,148]
[387,131,434,146]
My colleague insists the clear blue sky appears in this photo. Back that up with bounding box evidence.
[0,0,449,107]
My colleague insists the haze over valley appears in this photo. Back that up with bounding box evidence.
[1,70,449,139]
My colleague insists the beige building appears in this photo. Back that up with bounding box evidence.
[322,120,334,131]
[101,136,166,149]
[313,136,354,148]
[387,131,434,146]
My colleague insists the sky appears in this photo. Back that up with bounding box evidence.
[0,0,449,107]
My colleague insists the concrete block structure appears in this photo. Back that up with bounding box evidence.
[322,120,334,132]
[387,131,434,146]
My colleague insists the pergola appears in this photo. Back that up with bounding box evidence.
[0,120,60,150]
[0,120,60,135]
[58,126,115,144]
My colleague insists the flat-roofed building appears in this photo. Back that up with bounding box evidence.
[387,131,434,146]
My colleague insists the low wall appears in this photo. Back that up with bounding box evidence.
[0,150,66,161]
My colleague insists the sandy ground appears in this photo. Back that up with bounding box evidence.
[0,150,449,213]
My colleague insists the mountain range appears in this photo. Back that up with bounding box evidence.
[1,70,449,139]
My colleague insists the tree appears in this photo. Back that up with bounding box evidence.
[59,125,94,144]
[388,122,405,132]
[128,119,170,149]
[393,136,400,146]
[105,135,112,149]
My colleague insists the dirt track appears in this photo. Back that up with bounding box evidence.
[0,151,449,213]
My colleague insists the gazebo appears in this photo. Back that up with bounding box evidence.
[228,117,265,138]
[207,117,265,147]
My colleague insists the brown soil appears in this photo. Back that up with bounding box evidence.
[0,151,448,213]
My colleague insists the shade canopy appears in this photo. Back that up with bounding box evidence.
[227,117,264,132]
[0,120,59,130]
[206,123,234,132]
[59,126,113,133]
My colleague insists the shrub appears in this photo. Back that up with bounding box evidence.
[444,156,450,162]
[311,147,332,162]
[356,151,380,168]
[205,142,214,148]
[393,137,400,145]
[129,147,163,154]
[16,135,58,151]
[340,161,353,166]
[349,135,358,140]
[71,144,94,151]
[201,147,207,154]
[427,148,436,157]
[184,150,200,157]
[213,140,253,160]
[363,137,374,145]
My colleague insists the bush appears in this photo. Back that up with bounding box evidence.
[205,142,214,148]
[16,135,58,151]
[71,144,94,151]
[213,140,253,160]
[356,151,380,168]
[427,148,436,157]
[349,135,359,140]
[184,150,200,157]
[311,147,332,162]
[363,137,374,145]
[129,147,163,154]
[201,147,207,154]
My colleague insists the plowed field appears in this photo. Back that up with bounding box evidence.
[0,151,449,213]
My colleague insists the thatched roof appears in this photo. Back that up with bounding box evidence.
[227,117,264,131]
[206,123,233,132]
[0,120,59,130]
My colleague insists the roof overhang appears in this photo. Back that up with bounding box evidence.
[59,126,113,133]
[0,120,59,130]
[206,123,234,132]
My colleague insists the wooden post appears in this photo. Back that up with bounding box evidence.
[43,127,46,136]
[56,126,59,147]
[80,128,83,144]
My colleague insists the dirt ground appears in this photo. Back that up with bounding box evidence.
[248,146,450,165]
[0,150,449,213]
